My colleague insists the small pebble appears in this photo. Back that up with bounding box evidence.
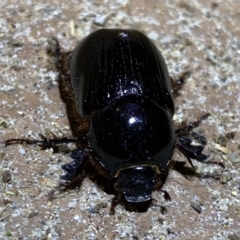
[19,148,26,155]
[94,13,112,26]
[231,191,238,197]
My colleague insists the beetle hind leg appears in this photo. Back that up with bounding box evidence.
[46,37,89,138]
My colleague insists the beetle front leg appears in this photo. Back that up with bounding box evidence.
[176,136,208,166]
[60,148,88,186]
[175,114,224,168]
[177,137,224,168]
[109,183,123,215]
[175,113,210,166]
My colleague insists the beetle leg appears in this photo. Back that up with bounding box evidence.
[186,157,195,168]
[175,113,224,168]
[190,131,207,145]
[170,70,191,98]
[176,136,208,164]
[175,113,210,136]
[60,148,88,184]
[175,113,211,167]
[109,183,123,215]
[5,136,85,150]
[176,136,224,168]
[46,37,89,138]
[109,194,122,215]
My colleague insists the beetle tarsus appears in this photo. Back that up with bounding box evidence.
[186,157,195,168]
[171,70,191,98]
[202,160,225,169]
[110,194,122,215]
[109,183,124,215]
[5,138,37,146]
[175,113,210,136]
[60,148,87,183]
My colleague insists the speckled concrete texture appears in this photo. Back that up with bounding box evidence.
[0,0,240,239]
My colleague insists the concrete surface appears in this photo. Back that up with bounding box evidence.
[0,0,240,239]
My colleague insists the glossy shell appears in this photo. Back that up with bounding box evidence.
[71,29,174,118]
[71,29,175,181]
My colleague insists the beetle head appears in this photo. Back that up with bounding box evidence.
[117,166,157,202]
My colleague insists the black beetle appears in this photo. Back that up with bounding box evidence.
[6,29,218,214]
